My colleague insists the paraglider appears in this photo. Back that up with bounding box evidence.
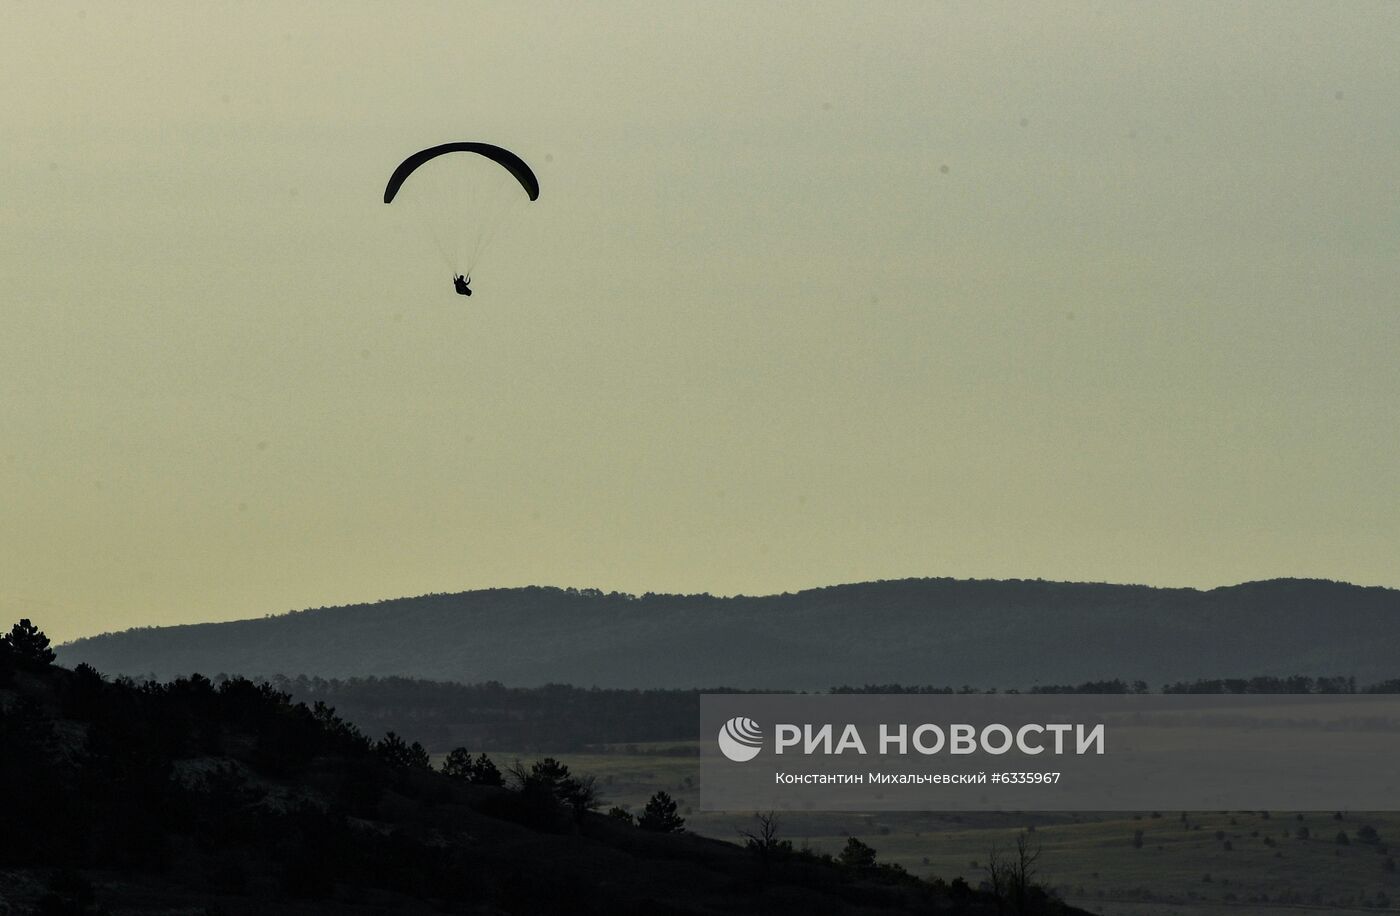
[384,142,539,297]
[384,142,540,204]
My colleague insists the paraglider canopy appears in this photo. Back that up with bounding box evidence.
[384,142,539,288]
[384,142,540,204]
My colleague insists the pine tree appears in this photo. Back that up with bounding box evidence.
[441,747,475,780]
[839,836,878,869]
[4,619,55,668]
[637,791,685,833]
[375,731,430,769]
[473,753,504,786]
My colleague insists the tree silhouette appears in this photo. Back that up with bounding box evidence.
[510,757,597,816]
[985,831,1043,915]
[4,618,55,668]
[440,747,504,786]
[839,836,878,869]
[472,752,504,787]
[375,731,431,769]
[441,746,475,779]
[637,791,685,833]
[739,811,790,865]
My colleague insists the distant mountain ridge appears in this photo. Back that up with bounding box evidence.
[59,577,1400,688]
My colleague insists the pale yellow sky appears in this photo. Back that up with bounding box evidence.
[4,2,1398,643]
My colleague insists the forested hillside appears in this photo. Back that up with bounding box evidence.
[60,578,1400,688]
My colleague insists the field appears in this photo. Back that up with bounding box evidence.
[452,744,1400,915]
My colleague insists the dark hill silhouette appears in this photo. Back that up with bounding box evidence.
[2,621,1052,916]
[59,578,1400,688]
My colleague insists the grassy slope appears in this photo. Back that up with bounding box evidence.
[477,744,1400,915]
[0,664,1009,916]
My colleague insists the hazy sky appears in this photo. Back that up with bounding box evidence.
[4,2,1398,642]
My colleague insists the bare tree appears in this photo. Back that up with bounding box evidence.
[985,843,1008,910]
[739,811,789,865]
[986,832,1043,915]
